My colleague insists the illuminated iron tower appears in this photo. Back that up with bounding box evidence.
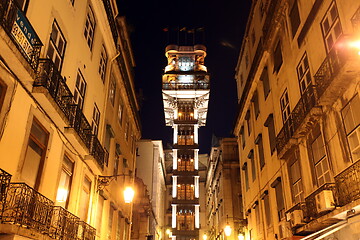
[162,44,210,239]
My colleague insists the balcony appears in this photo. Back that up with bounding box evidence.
[0,170,96,240]
[0,0,42,69]
[276,85,320,155]
[276,36,360,156]
[172,229,199,237]
[34,59,108,170]
[102,0,118,44]
[335,159,360,207]
[163,82,210,91]
[304,183,337,220]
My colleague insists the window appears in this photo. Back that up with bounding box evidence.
[104,125,114,151]
[0,80,7,111]
[311,132,331,186]
[47,21,66,71]
[289,0,300,37]
[116,213,124,240]
[246,110,251,136]
[242,163,249,191]
[289,150,304,204]
[109,77,116,106]
[91,104,100,136]
[74,71,86,109]
[271,177,285,221]
[99,45,107,81]
[108,204,115,239]
[259,0,265,19]
[265,114,276,154]
[342,95,360,161]
[84,5,96,49]
[240,126,246,149]
[262,191,271,227]
[251,29,256,46]
[280,89,291,123]
[253,91,260,119]
[297,53,312,94]
[114,144,121,176]
[255,134,265,170]
[96,195,105,234]
[261,67,270,98]
[245,54,249,69]
[79,176,91,221]
[125,120,129,141]
[118,102,124,127]
[248,150,256,182]
[21,119,49,190]
[273,41,283,73]
[56,155,74,208]
[321,1,342,52]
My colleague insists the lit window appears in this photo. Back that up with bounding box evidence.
[99,45,107,81]
[47,21,66,71]
[56,155,74,208]
[84,5,96,49]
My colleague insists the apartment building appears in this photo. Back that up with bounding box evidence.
[234,0,360,239]
[0,0,140,240]
[134,140,167,240]
[204,138,245,240]
[162,43,210,240]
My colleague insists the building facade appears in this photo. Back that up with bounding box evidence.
[0,0,140,240]
[234,0,360,239]
[162,44,210,240]
[204,138,245,240]
[134,140,167,240]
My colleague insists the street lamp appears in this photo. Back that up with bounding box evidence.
[224,215,232,237]
[202,233,208,240]
[97,174,135,203]
[237,232,245,240]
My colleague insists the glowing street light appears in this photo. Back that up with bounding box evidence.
[203,234,208,240]
[124,186,135,203]
[224,224,232,237]
[238,233,245,240]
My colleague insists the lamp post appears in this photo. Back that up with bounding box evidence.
[97,174,135,203]
[224,215,232,237]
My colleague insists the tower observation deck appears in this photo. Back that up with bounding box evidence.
[162,44,210,239]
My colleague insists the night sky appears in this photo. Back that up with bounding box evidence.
[118,0,251,153]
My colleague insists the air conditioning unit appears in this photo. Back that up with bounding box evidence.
[315,190,335,213]
[288,209,304,228]
[279,221,291,239]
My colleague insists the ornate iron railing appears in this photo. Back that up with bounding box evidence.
[1,183,54,232]
[0,0,42,69]
[335,160,360,206]
[68,107,93,151]
[50,206,80,240]
[0,169,11,217]
[78,221,96,240]
[162,82,210,90]
[276,85,317,153]
[314,45,347,99]
[35,59,77,121]
[102,0,118,44]
[90,135,109,169]
[305,183,337,220]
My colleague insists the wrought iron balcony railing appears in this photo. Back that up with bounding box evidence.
[1,182,54,232]
[0,168,11,215]
[304,183,337,220]
[276,85,316,153]
[314,45,347,99]
[102,0,118,44]
[335,159,360,207]
[35,59,77,121]
[163,82,210,90]
[78,221,96,240]
[90,135,109,169]
[50,206,80,240]
[0,169,97,240]
[35,59,107,170]
[0,0,42,69]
